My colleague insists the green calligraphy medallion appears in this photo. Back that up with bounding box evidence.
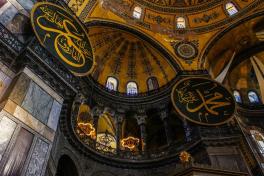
[31,2,94,76]
[171,77,235,126]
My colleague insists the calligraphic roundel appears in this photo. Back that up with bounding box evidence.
[31,2,94,76]
[171,77,235,126]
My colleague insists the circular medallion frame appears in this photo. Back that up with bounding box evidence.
[31,2,95,76]
[171,77,236,126]
[174,41,198,60]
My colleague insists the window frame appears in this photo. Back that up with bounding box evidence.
[225,2,239,16]
[247,90,261,104]
[176,16,186,29]
[133,6,142,19]
[126,81,138,95]
[105,76,118,91]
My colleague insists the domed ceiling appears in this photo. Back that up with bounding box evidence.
[204,15,264,78]
[87,25,177,93]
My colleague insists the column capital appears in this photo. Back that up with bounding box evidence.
[115,113,125,123]
[103,107,115,117]
[135,114,147,125]
[91,106,103,117]
[160,110,168,121]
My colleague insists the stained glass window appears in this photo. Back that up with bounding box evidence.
[251,130,264,156]
[248,91,260,104]
[127,82,138,95]
[147,77,159,91]
[106,77,118,91]
[226,2,238,16]
[233,90,242,103]
[133,6,142,19]
[176,17,186,29]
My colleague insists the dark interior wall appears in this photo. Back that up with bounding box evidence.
[56,155,79,176]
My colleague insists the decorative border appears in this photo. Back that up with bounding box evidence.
[133,0,223,13]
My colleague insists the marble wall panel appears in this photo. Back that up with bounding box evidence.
[9,73,31,105]
[22,81,53,124]
[0,1,17,25]
[25,138,49,176]
[15,0,35,11]
[1,128,33,176]
[0,70,12,100]
[0,116,16,162]
[0,0,7,9]
[47,100,62,131]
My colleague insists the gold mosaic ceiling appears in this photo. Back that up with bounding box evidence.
[67,0,264,93]
[88,26,177,93]
[134,0,214,7]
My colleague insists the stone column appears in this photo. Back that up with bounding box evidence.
[160,110,172,145]
[115,113,124,154]
[136,112,147,152]
[91,106,103,146]
[183,118,192,142]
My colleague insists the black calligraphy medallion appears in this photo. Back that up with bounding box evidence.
[171,77,235,126]
[31,2,94,76]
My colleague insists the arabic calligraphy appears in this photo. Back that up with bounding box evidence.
[171,77,235,126]
[186,91,231,115]
[31,2,94,76]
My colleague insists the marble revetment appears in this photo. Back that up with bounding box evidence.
[22,81,53,124]
[0,116,16,162]
[9,73,31,105]
[25,138,49,176]
[47,100,62,131]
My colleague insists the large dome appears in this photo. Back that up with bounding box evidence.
[87,23,178,93]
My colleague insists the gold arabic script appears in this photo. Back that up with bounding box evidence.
[186,90,230,115]
[176,81,231,116]
[36,6,91,68]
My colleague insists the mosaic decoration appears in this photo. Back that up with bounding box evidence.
[173,41,198,60]
[138,0,213,7]
[31,2,94,76]
[171,77,235,126]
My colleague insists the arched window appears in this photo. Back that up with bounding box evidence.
[147,77,159,91]
[127,82,138,95]
[226,2,238,16]
[106,77,118,91]
[248,91,260,104]
[233,90,242,103]
[176,17,186,29]
[133,6,142,19]
[250,130,264,156]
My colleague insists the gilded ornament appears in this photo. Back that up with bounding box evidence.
[171,77,235,126]
[31,2,94,76]
[121,136,140,150]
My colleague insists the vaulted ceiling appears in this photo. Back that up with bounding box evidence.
[66,0,264,94]
[88,26,177,93]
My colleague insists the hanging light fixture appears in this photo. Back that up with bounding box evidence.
[121,136,140,150]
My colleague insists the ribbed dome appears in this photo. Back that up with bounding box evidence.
[88,25,177,93]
